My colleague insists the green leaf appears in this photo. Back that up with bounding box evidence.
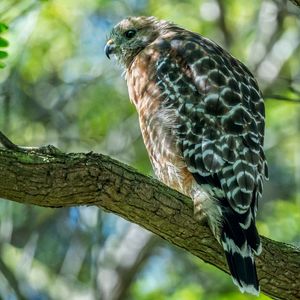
[0,51,8,58]
[0,37,8,47]
[0,23,8,33]
[0,24,8,68]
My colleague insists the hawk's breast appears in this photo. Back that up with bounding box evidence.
[126,49,195,196]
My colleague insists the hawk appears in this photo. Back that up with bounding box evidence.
[105,16,268,295]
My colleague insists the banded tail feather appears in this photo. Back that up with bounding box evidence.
[192,173,262,295]
[220,198,261,295]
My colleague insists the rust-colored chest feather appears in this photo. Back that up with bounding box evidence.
[126,47,195,196]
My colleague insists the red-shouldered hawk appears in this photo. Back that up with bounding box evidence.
[105,16,268,295]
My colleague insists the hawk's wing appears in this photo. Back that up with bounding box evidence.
[154,33,268,216]
[153,31,268,295]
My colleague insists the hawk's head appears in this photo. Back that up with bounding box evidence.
[105,16,166,67]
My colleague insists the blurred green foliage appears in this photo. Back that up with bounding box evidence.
[0,22,8,68]
[0,0,299,299]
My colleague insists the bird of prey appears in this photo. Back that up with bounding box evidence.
[105,16,268,295]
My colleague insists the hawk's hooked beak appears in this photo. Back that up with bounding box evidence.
[104,39,115,59]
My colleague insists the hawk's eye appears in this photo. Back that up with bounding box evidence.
[124,29,137,39]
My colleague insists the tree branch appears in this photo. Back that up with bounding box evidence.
[0,254,27,300]
[0,144,299,299]
[289,0,300,8]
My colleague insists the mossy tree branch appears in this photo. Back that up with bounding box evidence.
[0,142,299,300]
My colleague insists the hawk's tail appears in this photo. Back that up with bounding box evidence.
[219,201,261,296]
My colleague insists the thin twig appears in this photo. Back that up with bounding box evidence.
[0,131,62,155]
[216,0,232,48]
[0,255,27,300]
[264,95,300,103]
[289,0,300,7]
[0,131,23,151]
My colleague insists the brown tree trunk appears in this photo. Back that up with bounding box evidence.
[0,147,299,300]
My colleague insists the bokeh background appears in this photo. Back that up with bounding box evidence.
[0,0,299,299]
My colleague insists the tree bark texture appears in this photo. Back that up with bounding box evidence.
[0,148,299,300]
